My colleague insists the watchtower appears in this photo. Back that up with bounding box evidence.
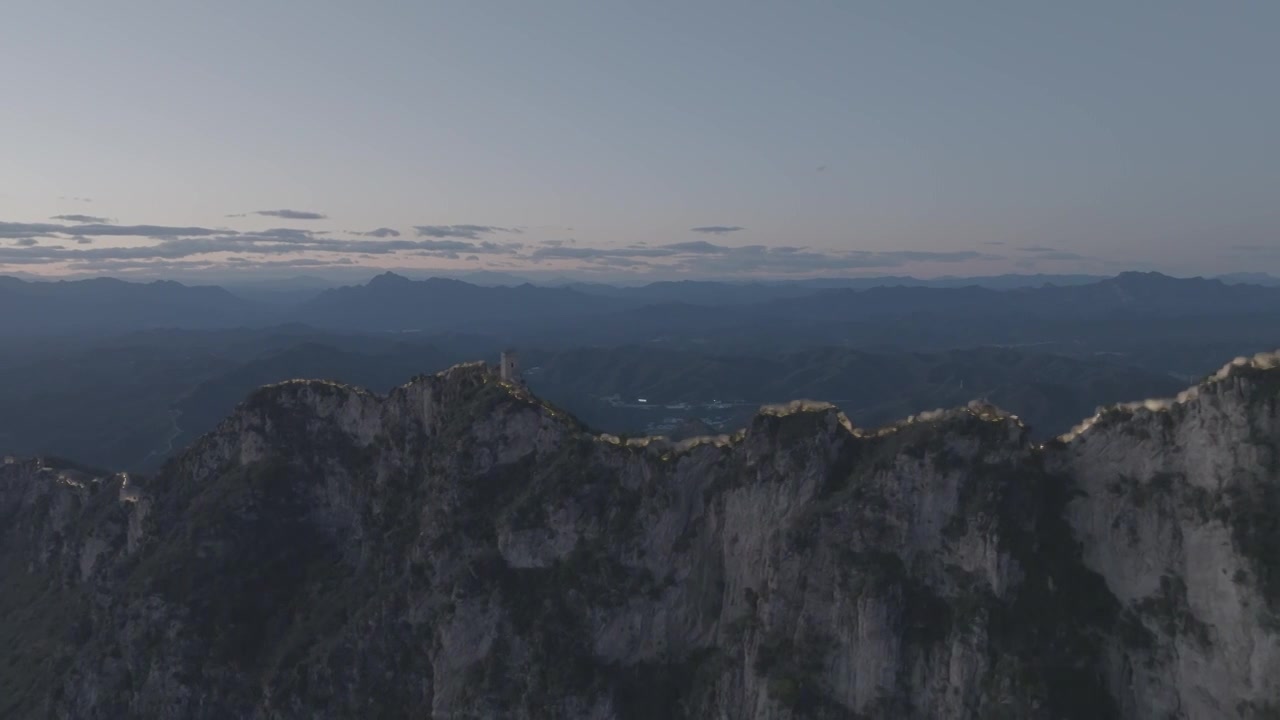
[499,349,522,385]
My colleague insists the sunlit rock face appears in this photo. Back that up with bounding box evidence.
[1052,357,1280,720]
[0,355,1276,719]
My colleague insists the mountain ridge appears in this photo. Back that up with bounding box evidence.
[9,270,1280,339]
[215,347,1280,453]
[2,350,1278,717]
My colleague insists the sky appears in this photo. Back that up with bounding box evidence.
[2,1,1278,282]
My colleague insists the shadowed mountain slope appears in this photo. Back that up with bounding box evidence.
[1,353,1278,717]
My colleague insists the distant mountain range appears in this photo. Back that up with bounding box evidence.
[0,275,258,334]
[291,272,632,333]
[6,271,1280,344]
[3,268,1279,471]
[1217,272,1280,286]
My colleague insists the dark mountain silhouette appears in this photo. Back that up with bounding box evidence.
[761,272,1280,320]
[8,272,1280,353]
[1219,272,1280,286]
[291,272,632,332]
[549,273,1108,305]
[0,275,267,335]
[550,271,1267,294]
[526,272,1280,353]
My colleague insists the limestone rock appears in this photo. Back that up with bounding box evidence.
[1,355,1277,719]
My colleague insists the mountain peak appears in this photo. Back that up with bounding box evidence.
[367,271,412,286]
[1111,270,1217,287]
[1059,349,1280,442]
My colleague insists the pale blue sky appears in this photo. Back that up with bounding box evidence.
[2,1,1277,280]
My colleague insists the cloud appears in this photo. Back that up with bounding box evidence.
[59,196,92,203]
[1025,251,1087,261]
[50,214,110,223]
[0,222,59,239]
[405,239,476,252]
[0,224,522,266]
[252,228,325,242]
[690,226,744,235]
[878,250,988,262]
[414,224,518,239]
[530,245,677,260]
[62,257,358,275]
[0,212,1003,278]
[586,256,653,269]
[253,209,327,220]
[78,223,228,237]
[1014,246,1088,261]
[1,221,227,239]
[529,240,994,274]
[662,240,732,254]
[411,250,460,260]
[683,248,991,274]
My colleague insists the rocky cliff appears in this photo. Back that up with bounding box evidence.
[0,354,1277,719]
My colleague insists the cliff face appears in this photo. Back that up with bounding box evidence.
[0,356,1277,719]
[1054,360,1280,719]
